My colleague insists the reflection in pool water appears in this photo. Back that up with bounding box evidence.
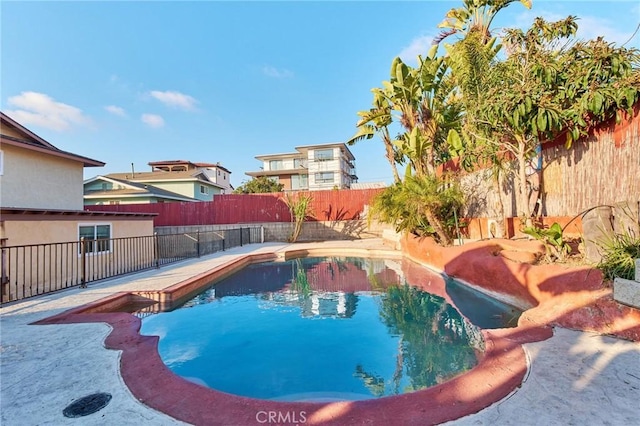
[140,257,517,401]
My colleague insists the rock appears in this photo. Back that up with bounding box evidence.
[499,249,540,264]
[614,277,640,309]
[582,206,613,263]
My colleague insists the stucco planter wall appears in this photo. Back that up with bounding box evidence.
[401,233,640,341]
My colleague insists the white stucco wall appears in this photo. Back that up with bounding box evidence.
[0,144,85,210]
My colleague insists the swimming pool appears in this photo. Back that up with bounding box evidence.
[140,257,519,401]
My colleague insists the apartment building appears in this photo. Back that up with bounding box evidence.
[246,143,357,191]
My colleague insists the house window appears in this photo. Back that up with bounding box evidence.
[294,158,306,168]
[78,224,111,254]
[200,185,209,194]
[315,149,334,161]
[315,172,334,183]
[292,174,309,190]
[269,160,284,171]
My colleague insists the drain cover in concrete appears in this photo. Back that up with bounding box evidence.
[63,392,112,418]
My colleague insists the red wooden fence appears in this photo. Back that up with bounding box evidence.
[85,189,384,227]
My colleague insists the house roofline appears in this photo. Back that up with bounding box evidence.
[0,113,105,167]
[84,193,197,202]
[245,170,304,177]
[1,207,157,218]
[148,159,232,174]
[1,112,57,149]
[85,175,201,201]
[84,175,141,191]
[0,135,105,167]
[254,152,300,160]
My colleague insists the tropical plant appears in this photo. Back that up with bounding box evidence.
[392,50,462,177]
[475,16,640,226]
[437,2,523,237]
[522,222,572,262]
[370,174,464,245]
[233,176,284,194]
[284,193,313,243]
[349,45,461,181]
[378,284,479,391]
[435,0,532,45]
[290,258,311,296]
[347,88,402,184]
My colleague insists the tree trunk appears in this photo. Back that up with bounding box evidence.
[382,129,401,184]
[425,208,452,246]
[516,137,532,228]
[492,169,506,237]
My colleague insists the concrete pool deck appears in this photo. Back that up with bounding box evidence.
[1,239,639,425]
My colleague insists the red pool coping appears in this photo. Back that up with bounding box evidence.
[34,248,554,425]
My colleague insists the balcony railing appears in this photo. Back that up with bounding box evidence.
[0,227,263,304]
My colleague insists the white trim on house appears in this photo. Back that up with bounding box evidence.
[77,222,113,255]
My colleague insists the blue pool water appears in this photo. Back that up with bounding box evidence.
[140,257,518,401]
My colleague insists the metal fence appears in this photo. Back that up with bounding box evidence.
[0,227,263,304]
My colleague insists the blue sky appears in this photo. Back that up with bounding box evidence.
[2,1,639,188]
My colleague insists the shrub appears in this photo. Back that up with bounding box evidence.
[370,175,464,245]
[597,230,640,281]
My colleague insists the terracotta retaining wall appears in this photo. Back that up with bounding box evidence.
[401,234,640,341]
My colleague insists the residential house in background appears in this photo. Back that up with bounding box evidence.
[84,160,233,205]
[1,112,104,211]
[0,111,155,247]
[148,160,232,193]
[0,112,156,300]
[246,143,357,191]
[84,175,199,204]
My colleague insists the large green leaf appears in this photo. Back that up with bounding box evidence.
[447,129,463,151]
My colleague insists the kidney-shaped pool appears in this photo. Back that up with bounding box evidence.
[139,256,521,402]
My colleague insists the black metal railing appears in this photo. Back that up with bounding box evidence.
[0,227,263,304]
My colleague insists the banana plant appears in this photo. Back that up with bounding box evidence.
[347,88,402,184]
[434,0,532,45]
[381,46,461,178]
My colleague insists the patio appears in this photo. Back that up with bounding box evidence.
[1,240,638,425]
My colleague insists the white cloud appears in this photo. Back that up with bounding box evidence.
[575,15,637,46]
[149,90,198,110]
[141,113,165,128]
[5,91,90,131]
[105,105,127,117]
[398,35,436,65]
[262,66,294,78]
[513,10,638,46]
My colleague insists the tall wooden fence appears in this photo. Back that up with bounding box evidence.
[452,104,640,219]
[85,189,383,227]
[540,109,639,216]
